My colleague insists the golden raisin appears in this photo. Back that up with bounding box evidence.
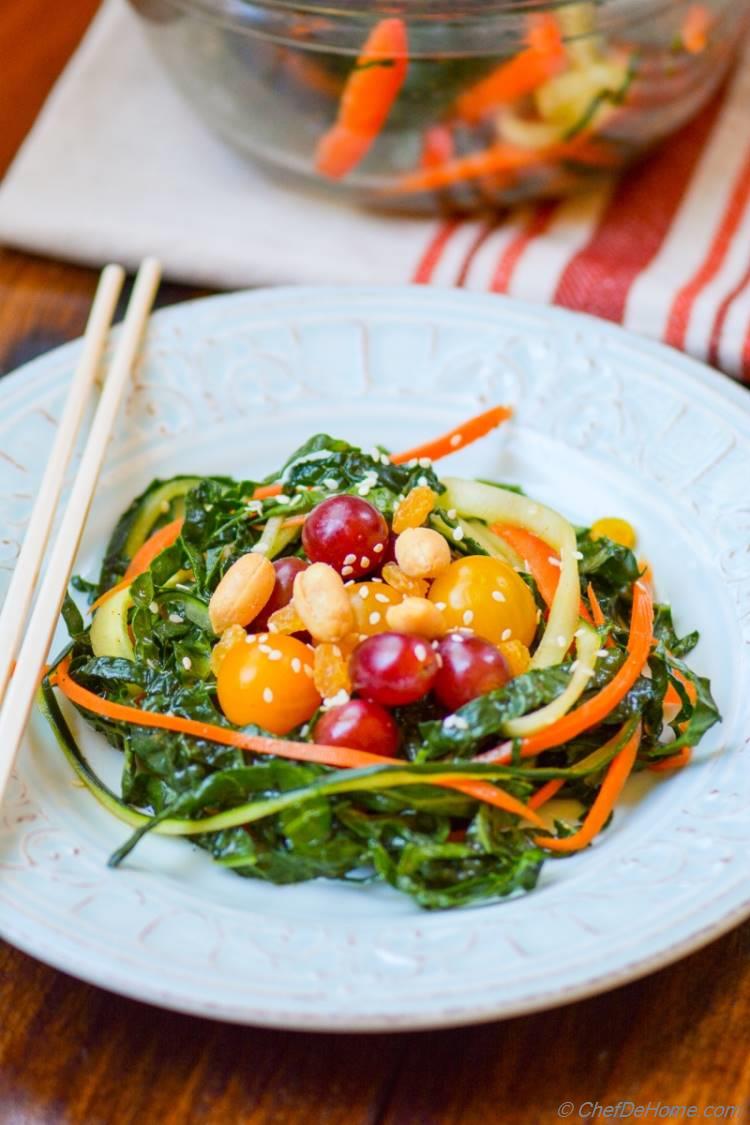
[313,643,352,700]
[268,603,306,635]
[210,624,247,675]
[498,639,531,678]
[381,561,429,599]
[392,486,438,533]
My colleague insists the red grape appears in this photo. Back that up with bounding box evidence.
[313,699,400,758]
[350,632,439,707]
[302,495,388,577]
[251,556,308,631]
[433,632,510,711]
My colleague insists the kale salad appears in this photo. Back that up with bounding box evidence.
[42,406,720,910]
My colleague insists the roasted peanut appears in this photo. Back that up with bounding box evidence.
[208,552,275,634]
[293,562,354,642]
[395,527,451,579]
[385,596,445,639]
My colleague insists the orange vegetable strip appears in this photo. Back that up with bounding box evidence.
[252,483,284,500]
[456,14,565,124]
[494,525,593,624]
[53,657,543,827]
[681,4,711,53]
[389,137,619,195]
[587,582,606,628]
[89,518,184,612]
[532,723,641,851]
[124,517,183,581]
[649,746,692,773]
[281,514,307,529]
[487,580,653,764]
[315,18,408,179]
[528,778,565,809]
[519,581,653,756]
[392,406,512,465]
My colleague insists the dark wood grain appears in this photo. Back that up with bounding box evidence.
[1,3,749,1123]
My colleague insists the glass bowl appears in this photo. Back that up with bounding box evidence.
[128,0,749,212]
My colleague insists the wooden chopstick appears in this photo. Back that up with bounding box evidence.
[0,257,162,802]
[0,264,125,707]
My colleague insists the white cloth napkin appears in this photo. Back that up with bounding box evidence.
[2,0,750,381]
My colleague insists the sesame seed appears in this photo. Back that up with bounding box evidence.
[323,478,339,491]
[491,590,506,603]
[357,485,371,497]
[435,602,447,611]
[523,559,531,572]
[276,495,290,506]
[263,687,274,703]
[181,656,192,670]
[373,543,384,554]
[291,658,302,673]
[453,527,465,542]
[245,634,256,643]
[360,556,370,569]
[259,644,272,654]
[332,645,342,657]
[369,612,381,626]
[548,556,561,569]
[375,593,390,604]
[344,553,356,566]
[463,610,474,626]
[574,550,584,560]
[303,665,313,678]
[359,587,369,600]
[324,689,350,708]
[359,633,368,641]
[557,635,567,646]
[268,649,283,661]
[414,644,427,661]
[168,613,183,624]
[342,566,354,577]
[449,434,462,447]
[417,476,429,487]
[501,628,512,641]
[418,457,432,468]
[149,601,159,614]
[445,714,469,731]
[596,649,609,658]
[447,509,457,520]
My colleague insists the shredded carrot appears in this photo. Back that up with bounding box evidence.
[421,123,455,169]
[487,580,653,764]
[389,136,619,195]
[455,14,565,124]
[528,778,565,809]
[494,525,593,624]
[315,18,408,179]
[281,514,307,529]
[89,518,184,613]
[124,518,183,581]
[532,722,641,851]
[681,4,711,52]
[252,483,284,500]
[587,582,605,628]
[53,656,543,827]
[649,746,692,773]
[392,406,512,465]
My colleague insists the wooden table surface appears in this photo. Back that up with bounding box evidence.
[1,3,749,1122]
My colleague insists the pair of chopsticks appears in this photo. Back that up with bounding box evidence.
[0,258,162,800]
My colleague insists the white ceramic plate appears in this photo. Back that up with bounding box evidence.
[1,287,748,1031]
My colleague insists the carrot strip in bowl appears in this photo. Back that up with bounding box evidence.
[392,405,512,465]
[315,17,408,180]
[456,13,566,125]
[532,722,642,851]
[52,656,544,827]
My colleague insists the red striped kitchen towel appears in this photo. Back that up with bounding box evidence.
[411,38,750,382]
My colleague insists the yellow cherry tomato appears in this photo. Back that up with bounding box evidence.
[428,556,537,647]
[216,633,320,735]
[348,582,403,638]
[591,517,636,550]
